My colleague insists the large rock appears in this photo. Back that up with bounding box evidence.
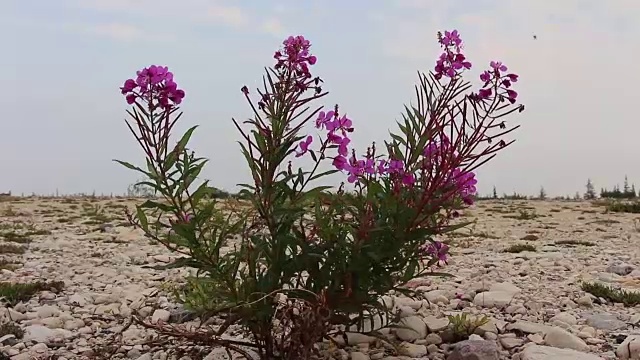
[473,291,514,308]
[23,325,73,343]
[606,262,635,276]
[395,315,427,341]
[549,312,577,326]
[584,313,626,331]
[520,345,604,360]
[543,327,589,352]
[616,335,640,359]
[489,282,522,294]
[447,339,499,360]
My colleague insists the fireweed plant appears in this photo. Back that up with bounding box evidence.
[116,31,524,359]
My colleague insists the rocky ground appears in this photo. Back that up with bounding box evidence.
[0,197,639,360]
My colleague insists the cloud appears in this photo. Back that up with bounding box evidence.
[89,23,146,42]
[262,18,286,37]
[203,4,249,28]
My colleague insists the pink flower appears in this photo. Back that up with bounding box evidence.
[274,35,317,78]
[333,155,349,171]
[480,71,491,83]
[424,241,449,263]
[120,65,185,110]
[434,29,472,80]
[296,135,313,157]
[315,110,335,129]
[490,61,507,72]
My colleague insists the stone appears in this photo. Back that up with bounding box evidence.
[489,282,521,294]
[447,340,499,360]
[150,309,171,324]
[505,321,552,334]
[425,333,443,345]
[35,305,60,318]
[424,315,450,332]
[616,335,640,360]
[575,296,592,309]
[606,262,635,276]
[395,315,427,341]
[549,312,577,326]
[542,327,589,352]
[398,342,427,357]
[520,345,604,360]
[499,336,524,349]
[473,291,514,308]
[23,325,72,343]
[332,333,376,346]
[350,352,369,360]
[584,313,626,331]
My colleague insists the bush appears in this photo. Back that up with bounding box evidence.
[116,30,524,359]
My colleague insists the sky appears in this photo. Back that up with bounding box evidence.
[2,0,640,197]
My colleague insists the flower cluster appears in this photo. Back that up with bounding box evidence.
[422,240,449,264]
[423,135,477,205]
[475,61,519,103]
[434,30,472,80]
[120,65,185,110]
[274,35,317,79]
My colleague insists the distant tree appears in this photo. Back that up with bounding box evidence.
[624,176,630,194]
[584,179,596,200]
[492,186,498,199]
[127,179,155,198]
[574,192,581,200]
[538,186,547,200]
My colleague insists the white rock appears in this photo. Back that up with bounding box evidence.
[473,291,515,308]
[398,342,427,357]
[520,345,604,360]
[489,282,522,294]
[423,315,449,332]
[35,305,60,318]
[616,335,640,360]
[549,312,577,326]
[23,325,72,343]
[395,315,427,341]
[506,321,552,334]
[543,327,589,352]
[350,352,369,360]
[151,309,171,324]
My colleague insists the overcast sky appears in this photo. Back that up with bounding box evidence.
[3,0,639,197]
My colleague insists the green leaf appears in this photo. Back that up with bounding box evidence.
[135,206,149,231]
[164,150,178,172]
[191,181,212,206]
[139,200,173,212]
[113,160,149,176]
[177,126,198,150]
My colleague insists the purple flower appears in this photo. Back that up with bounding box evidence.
[425,241,449,263]
[490,61,508,74]
[477,88,492,100]
[315,110,335,129]
[506,89,518,103]
[274,35,317,78]
[120,65,185,110]
[434,29,472,80]
[480,71,491,83]
[296,135,313,157]
[388,159,404,174]
[441,30,462,48]
[333,155,349,171]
